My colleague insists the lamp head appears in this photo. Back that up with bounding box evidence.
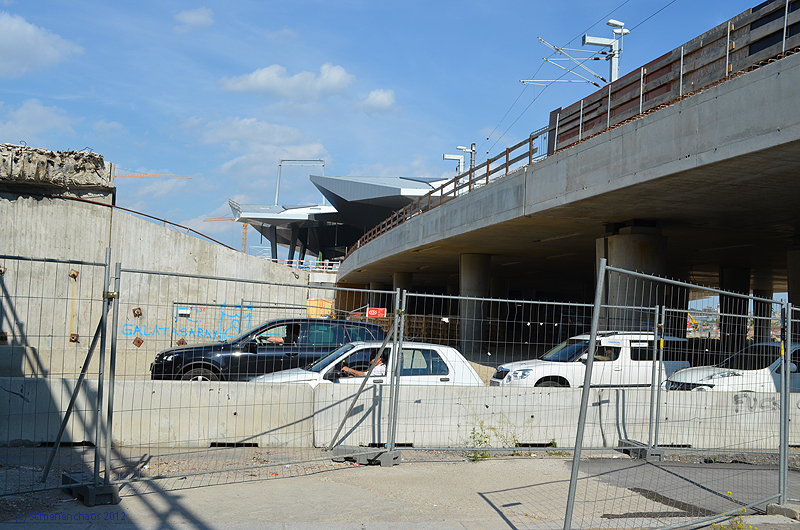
[607,19,625,28]
[613,28,630,36]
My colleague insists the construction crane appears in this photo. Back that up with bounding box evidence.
[204,217,248,253]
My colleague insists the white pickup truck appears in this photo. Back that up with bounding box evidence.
[489,332,690,388]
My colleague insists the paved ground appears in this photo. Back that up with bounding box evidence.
[1,451,800,529]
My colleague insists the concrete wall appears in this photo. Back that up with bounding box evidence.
[2,377,792,451]
[1,192,316,379]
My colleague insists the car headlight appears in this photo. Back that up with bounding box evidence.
[691,385,714,391]
[506,369,533,382]
[162,354,176,362]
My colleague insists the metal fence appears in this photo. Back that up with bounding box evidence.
[562,261,790,530]
[1,251,797,529]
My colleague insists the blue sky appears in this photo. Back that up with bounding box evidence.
[1,0,757,252]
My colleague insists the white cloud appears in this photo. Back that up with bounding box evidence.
[219,63,355,101]
[0,99,75,143]
[183,116,327,191]
[264,28,297,42]
[0,12,82,78]
[173,7,214,34]
[197,116,305,150]
[93,120,127,136]
[355,89,396,113]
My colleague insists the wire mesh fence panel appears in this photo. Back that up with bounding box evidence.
[107,267,398,489]
[563,265,786,530]
[0,255,109,496]
[375,293,595,453]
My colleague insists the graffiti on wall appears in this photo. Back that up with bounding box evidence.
[121,304,254,342]
[733,393,779,413]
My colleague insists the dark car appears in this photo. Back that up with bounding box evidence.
[149,318,386,381]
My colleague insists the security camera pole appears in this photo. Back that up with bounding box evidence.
[582,19,630,83]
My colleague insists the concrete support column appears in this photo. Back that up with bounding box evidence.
[268,225,278,263]
[788,250,800,307]
[788,249,800,342]
[753,289,774,344]
[596,226,667,330]
[459,254,491,357]
[288,225,299,263]
[369,281,389,310]
[719,267,751,355]
[393,272,413,293]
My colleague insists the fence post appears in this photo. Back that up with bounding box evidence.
[553,112,561,150]
[780,302,791,503]
[388,289,405,452]
[639,67,645,114]
[505,148,509,176]
[647,305,662,450]
[486,159,490,185]
[606,85,612,128]
[529,133,534,164]
[104,262,122,486]
[679,46,685,97]
[92,248,112,487]
[564,258,606,530]
[784,0,790,53]
[725,22,733,76]
[578,101,584,141]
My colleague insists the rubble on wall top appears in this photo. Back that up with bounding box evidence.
[0,143,112,190]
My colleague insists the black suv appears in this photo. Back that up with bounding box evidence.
[149,318,386,381]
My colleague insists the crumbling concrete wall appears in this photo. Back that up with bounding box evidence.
[0,143,112,192]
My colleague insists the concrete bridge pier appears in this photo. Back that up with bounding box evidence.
[459,253,490,357]
[393,272,412,292]
[596,225,667,331]
[719,267,751,355]
[787,249,800,341]
[753,269,774,344]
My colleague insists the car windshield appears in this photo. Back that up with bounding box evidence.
[542,339,590,362]
[227,325,262,344]
[718,343,781,371]
[305,343,357,372]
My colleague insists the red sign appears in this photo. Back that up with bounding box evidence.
[367,307,386,318]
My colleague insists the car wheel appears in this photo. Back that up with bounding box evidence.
[181,368,219,382]
[536,380,566,388]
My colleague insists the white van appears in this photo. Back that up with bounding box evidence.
[490,332,689,388]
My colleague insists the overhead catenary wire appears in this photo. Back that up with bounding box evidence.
[478,0,682,162]
[477,0,634,159]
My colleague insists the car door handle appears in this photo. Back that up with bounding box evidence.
[373,379,384,384]
[284,352,299,357]
[440,377,450,382]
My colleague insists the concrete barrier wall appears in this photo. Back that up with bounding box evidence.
[0,378,315,448]
[0,376,793,451]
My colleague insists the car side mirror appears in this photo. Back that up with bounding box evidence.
[791,362,798,373]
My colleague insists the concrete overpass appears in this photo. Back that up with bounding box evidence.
[338,48,800,304]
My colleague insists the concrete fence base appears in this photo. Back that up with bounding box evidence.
[0,377,793,451]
